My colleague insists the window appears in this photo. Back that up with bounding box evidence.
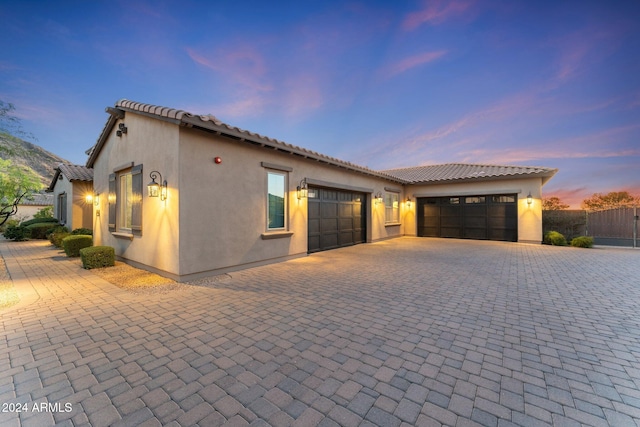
[492,195,516,203]
[465,196,486,204]
[57,193,67,225]
[119,172,133,230]
[385,193,399,223]
[108,164,143,236]
[267,171,286,230]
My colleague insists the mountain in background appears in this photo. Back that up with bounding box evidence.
[0,133,72,188]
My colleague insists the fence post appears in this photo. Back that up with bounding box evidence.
[634,206,638,249]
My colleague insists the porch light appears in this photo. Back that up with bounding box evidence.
[527,192,533,206]
[406,197,412,208]
[148,171,167,201]
[374,192,383,205]
[297,178,308,200]
[85,193,100,206]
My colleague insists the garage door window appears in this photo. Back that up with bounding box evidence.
[267,171,287,230]
[385,193,399,223]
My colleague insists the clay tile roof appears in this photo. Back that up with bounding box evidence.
[57,163,94,181]
[381,163,557,184]
[20,193,54,206]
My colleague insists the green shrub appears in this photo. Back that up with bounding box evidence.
[0,218,20,233]
[25,223,56,239]
[80,246,115,269]
[570,236,594,248]
[62,235,93,257]
[20,217,59,227]
[544,231,567,246]
[50,232,71,248]
[3,225,29,241]
[46,225,69,238]
[33,206,54,219]
[71,228,93,236]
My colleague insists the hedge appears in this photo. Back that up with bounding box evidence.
[50,232,71,248]
[3,225,29,241]
[71,228,93,236]
[62,235,93,257]
[25,223,57,240]
[80,246,115,269]
[20,217,59,227]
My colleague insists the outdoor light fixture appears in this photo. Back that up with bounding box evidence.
[116,123,128,137]
[527,192,533,206]
[297,178,308,200]
[374,192,383,205]
[148,171,167,201]
[406,197,412,208]
[85,193,100,206]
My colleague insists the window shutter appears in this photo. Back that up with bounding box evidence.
[131,164,143,236]
[108,174,116,231]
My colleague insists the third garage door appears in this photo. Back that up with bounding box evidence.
[417,194,517,242]
[308,187,366,253]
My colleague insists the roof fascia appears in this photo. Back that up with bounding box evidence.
[180,115,408,184]
[46,168,62,192]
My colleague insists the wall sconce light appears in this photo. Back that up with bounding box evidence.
[527,192,533,206]
[297,178,308,200]
[406,197,412,208]
[85,193,100,206]
[148,171,167,201]
[374,192,383,205]
[116,123,128,137]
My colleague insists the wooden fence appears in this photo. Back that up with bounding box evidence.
[586,207,639,248]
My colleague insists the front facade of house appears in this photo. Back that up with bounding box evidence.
[47,163,94,230]
[87,100,556,281]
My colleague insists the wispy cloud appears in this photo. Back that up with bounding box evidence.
[402,0,475,30]
[382,51,447,78]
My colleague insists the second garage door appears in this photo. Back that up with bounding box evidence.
[308,187,366,253]
[417,194,518,242]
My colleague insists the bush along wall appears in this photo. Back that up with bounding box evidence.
[80,246,115,269]
[62,235,93,257]
[25,223,57,239]
[570,236,594,248]
[543,231,567,246]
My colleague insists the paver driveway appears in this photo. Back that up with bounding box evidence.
[0,238,639,427]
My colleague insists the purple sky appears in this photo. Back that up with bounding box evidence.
[2,0,639,208]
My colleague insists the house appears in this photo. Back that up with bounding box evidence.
[16,192,54,221]
[86,100,557,282]
[47,163,94,230]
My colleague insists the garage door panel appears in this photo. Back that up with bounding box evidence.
[308,186,366,253]
[418,194,517,242]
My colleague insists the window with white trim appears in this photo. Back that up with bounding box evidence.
[385,193,399,223]
[267,171,287,230]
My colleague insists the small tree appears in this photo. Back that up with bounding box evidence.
[542,196,570,211]
[0,159,43,227]
[582,191,640,211]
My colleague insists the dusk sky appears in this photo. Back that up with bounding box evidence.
[2,0,639,208]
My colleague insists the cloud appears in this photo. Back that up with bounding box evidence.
[402,0,475,30]
[383,51,447,78]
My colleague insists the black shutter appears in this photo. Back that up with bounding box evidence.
[108,174,116,231]
[131,164,143,236]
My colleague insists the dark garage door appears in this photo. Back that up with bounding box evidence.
[308,187,366,253]
[417,194,517,242]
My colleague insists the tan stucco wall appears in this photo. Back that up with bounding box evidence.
[91,113,180,277]
[14,205,49,222]
[176,127,405,279]
[51,178,93,230]
[91,111,549,280]
[406,177,545,243]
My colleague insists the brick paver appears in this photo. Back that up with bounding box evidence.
[0,238,639,426]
